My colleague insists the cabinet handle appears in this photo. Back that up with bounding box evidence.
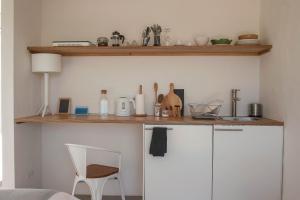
[144,128,174,131]
[214,128,243,132]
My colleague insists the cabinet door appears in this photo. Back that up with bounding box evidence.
[213,125,283,200]
[144,125,212,200]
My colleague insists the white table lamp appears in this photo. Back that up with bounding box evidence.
[32,53,62,117]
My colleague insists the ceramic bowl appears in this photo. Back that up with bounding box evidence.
[237,39,260,45]
[194,35,209,46]
[211,38,232,45]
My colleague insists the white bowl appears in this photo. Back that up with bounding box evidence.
[194,35,209,46]
[237,39,260,45]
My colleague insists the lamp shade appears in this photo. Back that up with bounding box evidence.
[32,53,62,73]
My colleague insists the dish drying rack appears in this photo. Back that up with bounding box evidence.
[189,103,222,120]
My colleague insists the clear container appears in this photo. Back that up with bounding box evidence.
[154,103,161,117]
[99,90,109,116]
[162,109,169,118]
[161,27,172,46]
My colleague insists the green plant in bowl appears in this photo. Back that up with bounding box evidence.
[211,38,232,45]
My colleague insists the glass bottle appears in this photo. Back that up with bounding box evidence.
[162,27,172,46]
[99,90,109,116]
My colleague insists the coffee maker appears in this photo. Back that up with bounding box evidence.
[111,31,125,46]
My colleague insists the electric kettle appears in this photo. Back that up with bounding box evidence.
[116,97,135,116]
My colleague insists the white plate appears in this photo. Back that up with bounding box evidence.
[237,39,259,45]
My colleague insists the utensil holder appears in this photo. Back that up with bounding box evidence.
[154,35,161,46]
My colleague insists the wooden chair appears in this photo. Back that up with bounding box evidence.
[65,144,125,200]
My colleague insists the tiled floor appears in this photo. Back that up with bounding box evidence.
[76,195,142,200]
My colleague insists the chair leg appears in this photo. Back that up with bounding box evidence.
[72,177,79,196]
[86,178,108,200]
[117,174,126,200]
[96,179,106,200]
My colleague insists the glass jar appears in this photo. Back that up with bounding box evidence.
[154,103,161,117]
[162,109,169,118]
[162,28,172,46]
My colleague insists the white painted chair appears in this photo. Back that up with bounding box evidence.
[65,144,126,200]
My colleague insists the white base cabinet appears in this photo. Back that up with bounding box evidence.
[143,125,213,200]
[213,125,283,200]
[143,124,283,200]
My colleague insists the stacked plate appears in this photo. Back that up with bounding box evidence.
[237,34,259,45]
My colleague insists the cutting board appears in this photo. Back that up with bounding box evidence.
[162,83,182,117]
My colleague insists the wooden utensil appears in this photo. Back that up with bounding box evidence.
[139,85,143,94]
[238,34,258,40]
[163,83,182,117]
[154,82,158,103]
[174,105,181,118]
[158,94,164,103]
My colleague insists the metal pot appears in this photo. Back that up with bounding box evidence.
[249,103,263,117]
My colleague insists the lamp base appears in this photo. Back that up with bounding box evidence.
[37,104,51,117]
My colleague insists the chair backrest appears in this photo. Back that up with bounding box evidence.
[65,144,87,178]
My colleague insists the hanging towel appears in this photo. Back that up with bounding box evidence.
[149,127,168,157]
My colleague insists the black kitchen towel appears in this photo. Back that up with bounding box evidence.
[149,127,168,157]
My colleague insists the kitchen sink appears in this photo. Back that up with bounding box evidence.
[221,116,259,121]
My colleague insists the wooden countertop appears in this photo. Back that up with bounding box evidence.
[15,114,284,126]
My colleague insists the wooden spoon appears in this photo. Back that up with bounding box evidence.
[139,85,143,94]
[154,82,158,103]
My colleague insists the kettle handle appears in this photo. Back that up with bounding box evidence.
[129,98,136,110]
[120,35,125,44]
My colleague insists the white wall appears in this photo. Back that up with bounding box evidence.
[50,56,259,116]
[41,0,260,45]
[39,0,262,195]
[14,0,42,188]
[260,0,300,200]
[1,0,15,188]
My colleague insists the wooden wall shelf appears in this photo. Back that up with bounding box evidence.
[28,45,272,56]
[15,114,283,126]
